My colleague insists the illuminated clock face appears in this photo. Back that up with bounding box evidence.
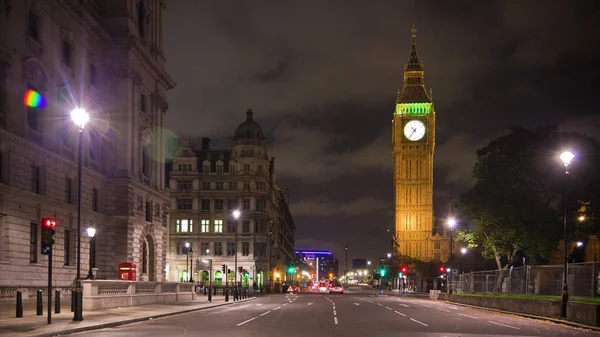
[404,120,426,141]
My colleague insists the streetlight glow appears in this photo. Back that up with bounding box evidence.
[577,242,584,247]
[232,209,241,220]
[447,218,457,228]
[185,242,190,248]
[86,227,96,238]
[70,108,90,129]
[461,247,467,254]
[560,151,575,167]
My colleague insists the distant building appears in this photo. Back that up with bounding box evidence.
[296,250,339,279]
[0,0,175,285]
[352,259,367,269]
[166,109,295,287]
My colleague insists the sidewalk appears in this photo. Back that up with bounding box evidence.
[0,295,256,337]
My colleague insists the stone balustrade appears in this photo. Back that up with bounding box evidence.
[82,280,195,311]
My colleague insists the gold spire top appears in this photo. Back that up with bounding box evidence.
[411,24,417,40]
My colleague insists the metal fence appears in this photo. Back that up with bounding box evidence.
[450,262,600,297]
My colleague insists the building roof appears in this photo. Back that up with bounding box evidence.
[234,108,266,141]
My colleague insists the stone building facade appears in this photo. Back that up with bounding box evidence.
[167,109,295,287]
[0,0,175,286]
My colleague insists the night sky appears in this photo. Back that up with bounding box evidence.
[162,1,600,265]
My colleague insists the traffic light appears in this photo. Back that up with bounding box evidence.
[222,265,226,273]
[379,268,386,277]
[287,265,294,274]
[400,266,408,274]
[439,266,445,273]
[41,217,57,255]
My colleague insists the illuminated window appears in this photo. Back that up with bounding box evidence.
[201,220,210,233]
[214,220,223,233]
[176,219,193,233]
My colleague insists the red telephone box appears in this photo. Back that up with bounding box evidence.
[118,262,137,281]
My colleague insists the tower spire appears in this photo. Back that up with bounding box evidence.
[397,24,431,103]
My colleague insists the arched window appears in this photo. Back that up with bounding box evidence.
[142,240,148,273]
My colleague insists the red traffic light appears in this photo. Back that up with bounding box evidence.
[401,267,407,273]
[42,218,56,228]
[439,266,445,272]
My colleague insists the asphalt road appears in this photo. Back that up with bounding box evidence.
[68,290,600,337]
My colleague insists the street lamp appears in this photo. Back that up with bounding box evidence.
[560,150,574,318]
[344,245,348,286]
[447,218,456,294]
[461,248,467,255]
[189,246,194,282]
[233,209,241,286]
[86,227,96,280]
[185,242,190,282]
[70,107,89,322]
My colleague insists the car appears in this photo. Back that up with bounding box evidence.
[329,282,344,295]
[318,282,329,293]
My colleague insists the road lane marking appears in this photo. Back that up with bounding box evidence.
[458,313,478,319]
[385,306,392,310]
[399,304,409,307]
[236,317,257,326]
[333,310,337,315]
[334,317,338,325]
[308,303,313,305]
[394,311,406,316]
[255,303,263,306]
[353,303,360,306]
[333,306,335,310]
[377,303,383,306]
[283,303,288,306]
[273,306,281,310]
[489,321,520,330]
[410,318,429,327]
[259,311,271,317]
[437,308,451,312]
[366,300,374,303]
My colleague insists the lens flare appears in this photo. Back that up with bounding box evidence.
[23,89,47,108]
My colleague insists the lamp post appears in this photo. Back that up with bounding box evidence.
[344,245,348,286]
[233,209,241,286]
[185,242,190,282]
[86,227,96,280]
[189,247,194,282]
[70,107,89,322]
[447,218,456,294]
[560,151,575,318]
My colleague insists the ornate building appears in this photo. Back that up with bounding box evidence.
[0,0,175,285]
[167,109,295,287]
[392,26,448,262]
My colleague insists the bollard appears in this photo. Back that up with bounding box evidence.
[55,290,60,314]
[208,287,212,303]
[71,291,74,312]
[225,287,229,302]
[16,291,23,318]
[36,290,43,316]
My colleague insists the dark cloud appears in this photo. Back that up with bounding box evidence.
[164,0,600,264]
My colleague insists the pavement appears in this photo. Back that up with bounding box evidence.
[29,289,599,337]
[0,294,257,337]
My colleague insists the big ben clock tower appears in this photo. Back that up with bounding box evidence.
[392,25,438,261]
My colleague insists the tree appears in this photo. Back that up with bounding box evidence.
[457,126,600,292]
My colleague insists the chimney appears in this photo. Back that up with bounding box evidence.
[201,138,211,150]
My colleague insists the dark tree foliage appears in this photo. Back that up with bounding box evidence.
[457,126,600,292]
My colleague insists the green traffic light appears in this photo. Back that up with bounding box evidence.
[380,269,385,277]
[288,266,294,273]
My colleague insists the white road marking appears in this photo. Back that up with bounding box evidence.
[410,318,429,327]
[385,306,392,310]
[353,303,360,306]
[255,303,263,306]
[366,300,374,304]
[273,306,281,310]
[260,311,271,317]
[236,317,257,326]
[458,313,478,319]
[399,304,409,307]
[437,308,451,312]
[334,317,338,325]
[333,306,335,310]
[283,303,288,306]
[308,303,313,306]
[377,303,383,306]
[489,321,520,330]
[394,311,406,316]
[333,310,337,315]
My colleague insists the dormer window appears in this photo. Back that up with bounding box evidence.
[229,163,236,173]
[203,162,210,173]
[216,162,223,173]
[243,164,250,172]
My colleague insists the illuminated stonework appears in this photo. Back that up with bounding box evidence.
[392,26,446,262]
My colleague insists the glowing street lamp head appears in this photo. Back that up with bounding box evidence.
[577,242,584,247]
[86,227,96,238]
[447,218,457,228]
[461,247,467,254]
[232,209,241,220]
[70,108,89,129]
[560,151,575,167]
[185,242,190,248]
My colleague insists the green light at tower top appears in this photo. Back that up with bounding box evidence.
[395,102,434,117]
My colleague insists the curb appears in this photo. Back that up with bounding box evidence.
[436,300,600,332]
[32,297,258,337]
